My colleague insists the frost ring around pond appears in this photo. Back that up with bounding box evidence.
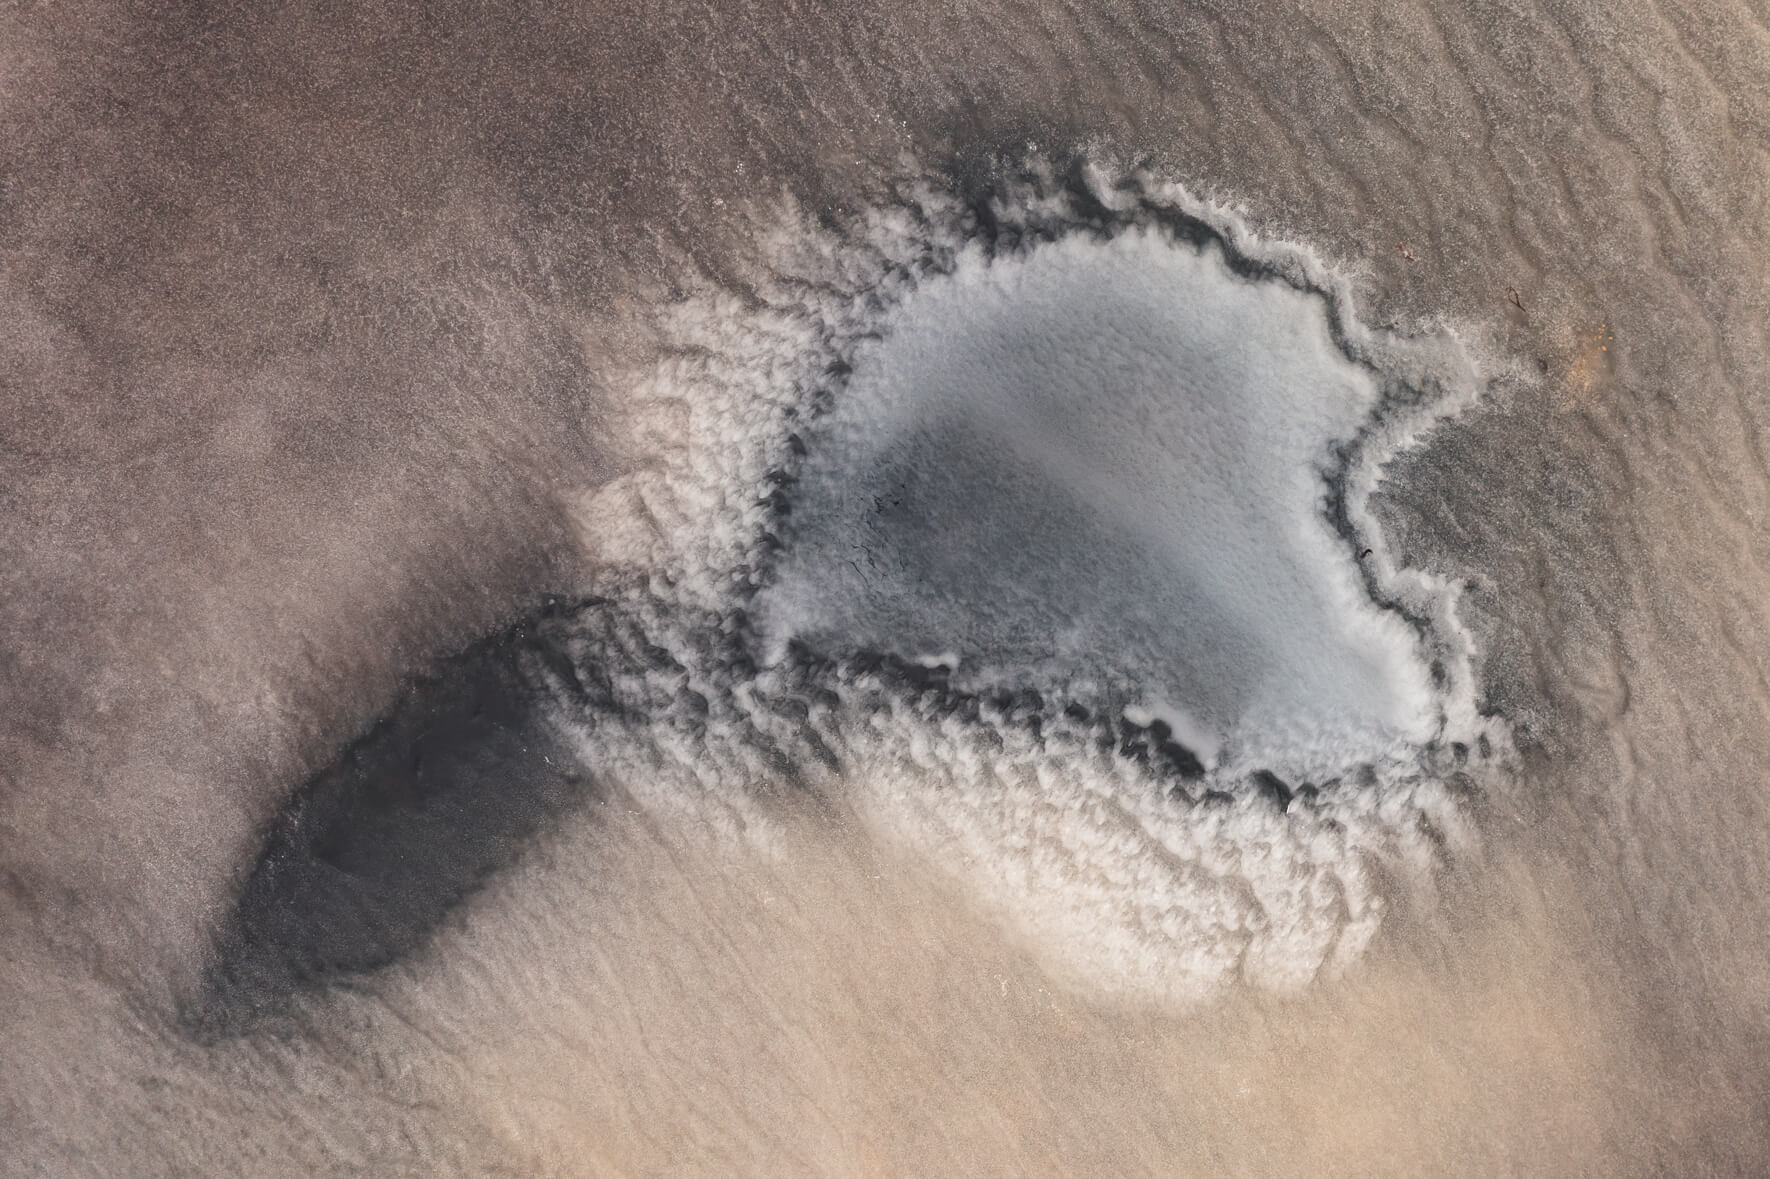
[560,165,1509,1002]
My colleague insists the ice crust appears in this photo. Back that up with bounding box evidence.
[756,227,1439,781]
[555,166,1501,1004]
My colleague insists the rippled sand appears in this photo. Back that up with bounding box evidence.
[7,2,1770,1174]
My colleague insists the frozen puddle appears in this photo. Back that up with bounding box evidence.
[559,171,1500,1004]
[757,226,1437,782]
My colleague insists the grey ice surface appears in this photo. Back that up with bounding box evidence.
[759,229,1434,775]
